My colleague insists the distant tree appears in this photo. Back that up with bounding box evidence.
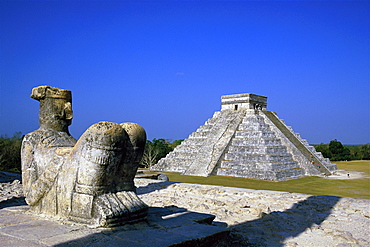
[315,143,331,159]
[140,138,181,168]
[170,139,184,149]
[329,139,351,161]
[0,132,23,173]
[329,139,344,155]
[360,144,370,160]
[315,141,370,161]
[348,145,362,160]
[152,139,173,161]
[140,140,158,168]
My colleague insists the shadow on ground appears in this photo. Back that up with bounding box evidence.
[55,206,229,247]
[230,195,341,246]
[0,196,26,209]
[0,171,21,183]
[135,180,176,195]
[54,195,340,246]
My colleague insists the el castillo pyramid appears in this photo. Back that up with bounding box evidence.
[151,93,337,181]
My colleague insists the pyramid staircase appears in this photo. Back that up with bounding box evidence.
[151,93,337,181]
[216,113,305,181]
[153,109,246,176]
[261,111,337,175]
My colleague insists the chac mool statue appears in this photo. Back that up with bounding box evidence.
[21,86,148,227]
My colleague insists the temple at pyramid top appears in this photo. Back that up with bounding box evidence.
[151,93,337,181]
[221,93,267,111]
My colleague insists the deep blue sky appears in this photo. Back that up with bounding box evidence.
[1,1,369,144]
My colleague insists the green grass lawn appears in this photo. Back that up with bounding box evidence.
[148,161,370,199]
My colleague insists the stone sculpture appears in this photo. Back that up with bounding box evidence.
[21,86,148,227]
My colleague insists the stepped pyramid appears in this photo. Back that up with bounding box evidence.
[151,93,337,181]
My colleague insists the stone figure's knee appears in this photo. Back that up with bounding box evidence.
[80,121,127,150]
[120,122,147,163]
[76,121,127,188]
[120,122,146,148]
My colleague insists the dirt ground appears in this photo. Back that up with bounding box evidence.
[324,169,370,180]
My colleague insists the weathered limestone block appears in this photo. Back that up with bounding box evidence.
[22,86,147,227]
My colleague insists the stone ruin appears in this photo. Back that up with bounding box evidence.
[152,93,337,181]
[21,86,148,227]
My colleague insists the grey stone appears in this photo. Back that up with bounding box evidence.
[21,86,148,227]
[152,93,337,181]
[157,174,169,181]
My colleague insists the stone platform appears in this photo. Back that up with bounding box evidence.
[0,203,228,247]
[1,177,369,246]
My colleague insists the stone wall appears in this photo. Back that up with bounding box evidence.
[221,93,267,111]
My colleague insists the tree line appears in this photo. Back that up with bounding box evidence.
[140,138,183,168]
[0,132,23,173]
[0,132,368,173]
[0,133,184,172]
[314,139,370,161]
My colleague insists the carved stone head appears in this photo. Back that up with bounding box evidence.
[31,86,73,133]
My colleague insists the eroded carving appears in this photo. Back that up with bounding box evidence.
[21,86,147,227]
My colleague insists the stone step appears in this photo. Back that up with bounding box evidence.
[159,156,194,163]
[227,145,287,154]
[220,161,300,171]
[190,131,214,138]
[217,167,304,181]
[231,138,283,146]
[301,139,309,145]
[187,133,209,139]
[234,131,277,138]
[238,124,271,131]
[174,145,203,153]
[205,111,235,124]
[275,168,305,180]
[224,153,295,162]
[153,159,191,173]
[241,116,266,124]
[181,138,209,146]
[197,125,213,131]
[183,110,246,176]
[190,127,229,138]
[307,146,316,153]
[315,152,324,159]
[325,163,339,172]
[165,151,199,159]
[322,158,331,164]
[262,111,335,175]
